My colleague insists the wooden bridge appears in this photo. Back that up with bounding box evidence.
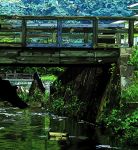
[0,15,138,65]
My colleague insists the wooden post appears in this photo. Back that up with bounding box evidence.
[93,17,98,48]
[57,19,62,47]
[84,28,89,44]
[52,30,57,43]
[128,20,134,47]
[22,19,27,47]
[116,33,121,45]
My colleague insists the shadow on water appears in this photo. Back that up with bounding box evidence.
[0,107,137,150]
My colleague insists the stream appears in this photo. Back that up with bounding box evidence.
[0,107,137,150]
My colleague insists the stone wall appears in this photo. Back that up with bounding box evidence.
[120,47,133,88]
[96,63,121,121]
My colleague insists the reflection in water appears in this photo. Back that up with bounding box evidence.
[0,107,137,150]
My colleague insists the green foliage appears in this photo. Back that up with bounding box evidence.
[45,67,65,76]
[0,37,20,43]
[22,67,41,74]
[45,81,85,118]
[99,50,138,146]
[122,47,138,102]
[51,97,65,113]
[63,95,85,118]
[103,109,122,130]
[122,77,138,102]
[52,80,62,92]
[29,88,44,102]
[18,90,28,102]
[123,111,138,146]
[19,87,50,107]
[0,67,65,76]
[100,107,138,146]
[109,63,116,74]
[128,48,138,68]
[44,91,50,102]
[41,75,57,81]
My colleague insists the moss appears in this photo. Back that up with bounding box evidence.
[41,75,57,81]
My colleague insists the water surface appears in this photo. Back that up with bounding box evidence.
[0,107,137,150]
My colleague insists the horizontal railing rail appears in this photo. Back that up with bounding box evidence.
[0,73,32,79]
[0,15,138,20]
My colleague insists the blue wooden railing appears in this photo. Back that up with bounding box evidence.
[0,15,138,48]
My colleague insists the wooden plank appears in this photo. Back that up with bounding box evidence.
[0,28,21,32]
[116,33,121,45]
[1,15,138,21]
[27,26,129,33]
[26,23,124,28]
[0,51,119,65]
[93,18,98,48]
[2,27,132,34]
[21,19,27,47]
[97,16,138,21]
[0,33,20,37]
[84,33,89,43]
[27,34,51,38]
[128,20,134,47]
[98,34,116,39]
[0,43,22,47]
[60,51,95,57]
[57,20,62,47]
[96,50,119,57]
[0,26,136,39]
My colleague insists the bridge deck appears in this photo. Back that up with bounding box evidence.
[0,16,137,65]
[0,46,119,65]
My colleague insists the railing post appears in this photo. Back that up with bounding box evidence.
[84,28,89,44]
[128,20,134,47]
[57,19,62,47]
[93,17,98,48]
[116,33,121,46]
[21,19,27,47]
